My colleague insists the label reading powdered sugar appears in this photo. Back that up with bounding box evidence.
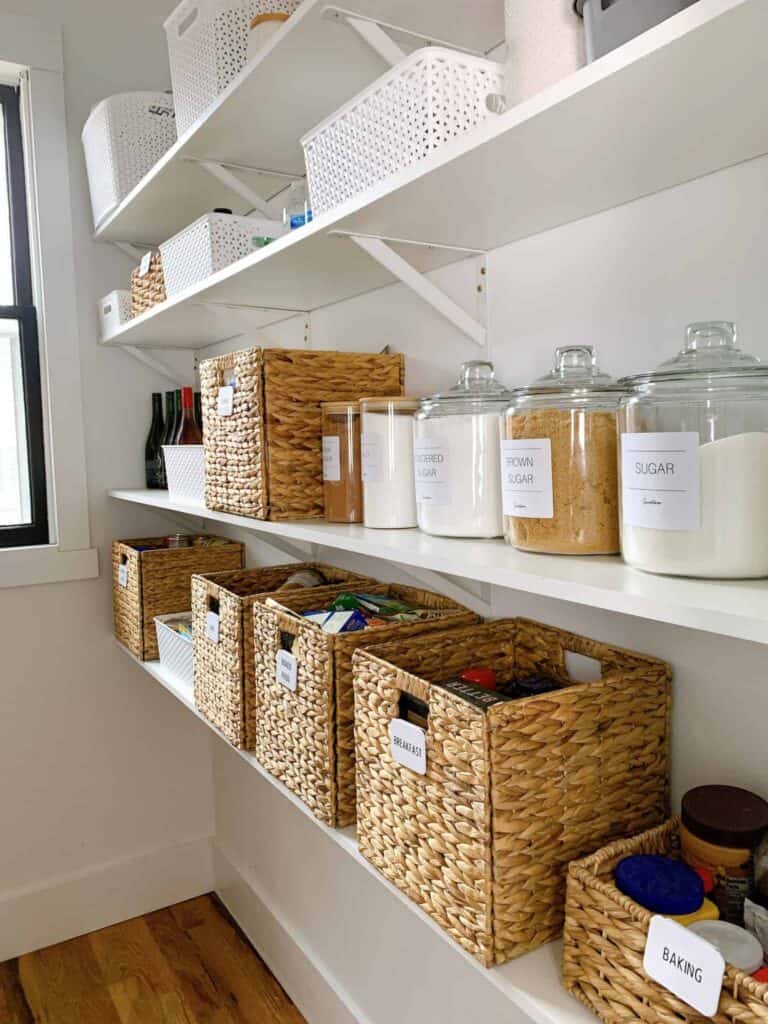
[500,438,554,518]
[322,436,341,482]
[217,386,234,417]
[361,433,382,483]
[389,718,426,775]
[622,432,700,530]
[276,650,298,692]
[414,437,450,506]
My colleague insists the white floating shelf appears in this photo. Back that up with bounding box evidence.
[110,489,768,645]
[119,641,595,1024]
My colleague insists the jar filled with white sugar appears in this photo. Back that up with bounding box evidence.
[414,362,514,538]
[361,396,420,529]
[619,321,768,578]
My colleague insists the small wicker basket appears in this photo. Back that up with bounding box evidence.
[112,536,244,661]
[353,619,672,967]
[252,583,478,827]
[191,563,374,748]
[130,252,167,317]
[563,818,768,1024]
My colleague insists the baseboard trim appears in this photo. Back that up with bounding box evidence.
[214,842,371,1024]
[0,834,214,961]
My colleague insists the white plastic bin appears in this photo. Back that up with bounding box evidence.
[98,290,132,337]
[82,92,176,229]
[163,445,205,504]
[155,613,194,692]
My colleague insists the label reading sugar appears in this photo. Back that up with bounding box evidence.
[322,435,341,482]
[138,251,152,277]
[414,437,450,506]
[276,650,298,692]
[500,438,554,518]
[217,386,234,417]
[361,433,382,483]
[118,564,128,587]
[389,718,427,775]
[621,432,700,530]
[206,611,220,643]
[643,916,724,1018]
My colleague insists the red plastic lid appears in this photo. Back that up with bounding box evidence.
[460,667,497,692]
[754,967,768,984]
[695,866,715,893]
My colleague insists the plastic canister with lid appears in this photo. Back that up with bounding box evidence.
[361,396,419,529]
[321,401,362,524]
[688,920,765,974]
[247,12,290,63]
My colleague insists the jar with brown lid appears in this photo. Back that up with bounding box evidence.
[502,346,625,554]
[321,402,362,524]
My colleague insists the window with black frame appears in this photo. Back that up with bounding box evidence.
[0,82,47,548]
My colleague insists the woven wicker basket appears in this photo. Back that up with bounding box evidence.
[199,347,404,520]
[192,563,374,748]
[112,536,244,661]
[130,252,167,317]
[563,818,768,1023]
[252,583,478,827]
[353,619,671,967]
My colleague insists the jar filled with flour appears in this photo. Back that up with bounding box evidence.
[361,396,420,529]
[414,362,513,538]
[619,322,768,578]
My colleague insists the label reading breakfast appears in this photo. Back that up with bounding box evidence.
[276,650,298,692]
[414,438,450,506]
[621,432,700,530]
[217,386,234,417]
[643,916,724,1018]
[322,435,341,482]
[206,611,220,644]
[389,718,426,775]
[118,564,128,587]
[501,438,554,518]
[361,433,382,483]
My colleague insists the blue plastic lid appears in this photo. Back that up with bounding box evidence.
[615,855,704,915]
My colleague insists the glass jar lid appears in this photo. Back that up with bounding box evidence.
[417,361,514,417]
[507,346,624,410]
[321,400,360,415]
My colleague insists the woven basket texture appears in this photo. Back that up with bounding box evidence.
[131,253,167,317]
[353,619,671,966]
[252,583,478,827]
[199,347,404,520]
[191,563,375,748]
[563,818,768,1023]
[112,537,244,661]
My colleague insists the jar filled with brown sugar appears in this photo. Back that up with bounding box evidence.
[321,401,363,523]
[502,346,625,554]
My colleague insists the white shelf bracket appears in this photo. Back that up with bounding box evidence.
[119,345,183,385]
[112,241,149,261]
[195,160,281,219]
[322,7,484,64]
[252,533,319,563]
[346,234,487,347]
[393,562,493,618]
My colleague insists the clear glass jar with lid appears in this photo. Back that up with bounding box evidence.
[618,321,768,578]
[361,396,420,529]
[413,361,513,538]
[503,346,624,554]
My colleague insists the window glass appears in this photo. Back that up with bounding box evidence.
[0,320,30,525]
[0,106,13,304]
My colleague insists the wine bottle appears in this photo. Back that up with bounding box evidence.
[145,393,165,489]
[176,386,203,445]
[169,389,182,444]
[158,391,176,488]
[194,391,203,440]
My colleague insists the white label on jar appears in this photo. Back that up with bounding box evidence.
[276,650,298,692]
[361,433,382,483]
[118,564,128,587]
[206,611,220,644]
[643,916,724,1017]
[500,438,554,518]
[322,436,341,482]
[389,718,426,775]
[217,386,234,417]
[621,432,700,530]
[414,437,450,506]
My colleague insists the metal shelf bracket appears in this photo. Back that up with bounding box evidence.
[119,345,183,385]
[191,159,301,219]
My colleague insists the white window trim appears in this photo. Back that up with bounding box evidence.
[0,15,98,588]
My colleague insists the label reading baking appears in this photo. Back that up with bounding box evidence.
[643,916,724,1017]
[322,435,341,482]
[217,386,234,417]
[138,251,152,277]
[361,433,382,483]
[500,438,554,518]
[205,611,220,644]
[621,432,700,530]
[389,718,426,775]
[118,564,128,587]
[414,437,450,506]
[276,650,298,692]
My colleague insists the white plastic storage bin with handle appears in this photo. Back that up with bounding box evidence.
[503,0,584,108]
[82,92,176,229]
[98,290,132,337]
[302,47,504,218]
[154,613,194,692]
[163,445,206,504]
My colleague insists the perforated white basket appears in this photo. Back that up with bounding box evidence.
[82,92,177,229]
[165,0,300,135]
[302,48,504,217]
[163,445,205,504]
[98,290,132,338]
[159,211,285,297]
[155,614,194,692]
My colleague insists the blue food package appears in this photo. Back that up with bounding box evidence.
[321,609,368,635]
[615,854,704,915]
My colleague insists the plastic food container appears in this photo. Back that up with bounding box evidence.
[503,346,624,554]
[575,0,698,62]
[246,11,289,62]
[618,322,768,578]
[361,396,419,529]
[414,362,513,539]
[321,402,362,524]
[504,0,584,108]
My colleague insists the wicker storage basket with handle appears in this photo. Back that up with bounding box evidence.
[192,563,375,748]
[563,818,768,1024]
[252,583,479,827]
[112,536,244,661]
[199,346,404,520]
[353,618,671,966]
[130,252,167,317]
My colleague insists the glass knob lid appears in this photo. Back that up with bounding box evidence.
[418,360,514,415]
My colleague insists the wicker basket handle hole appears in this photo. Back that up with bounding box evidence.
[208,596,220,616]
[397,692,429,729]
[119,553,128,566]
[564,650,603,683]
[177,7,198,37]
[279,629,296,654]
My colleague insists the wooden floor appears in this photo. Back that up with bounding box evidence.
[0,894,307,1024]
